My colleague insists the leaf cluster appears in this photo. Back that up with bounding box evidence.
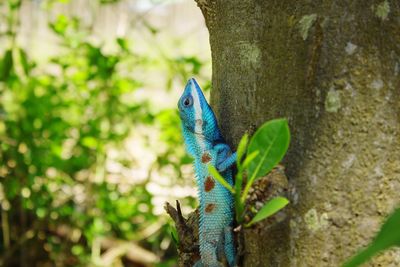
[209,119,290,227]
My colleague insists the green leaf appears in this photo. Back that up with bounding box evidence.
[236,133,249,166]
[245,197,289,227]
[343,208,400,267]
[208,165,234,194]
[0,49,13,81]
[241,151,259,170]
[247,119,290,180]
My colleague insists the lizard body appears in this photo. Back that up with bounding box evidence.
[178,78,236,266]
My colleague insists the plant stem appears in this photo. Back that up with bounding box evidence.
[234,170,244,223]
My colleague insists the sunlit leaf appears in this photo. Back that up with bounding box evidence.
[246,197,289,227]
[247,119,290,180]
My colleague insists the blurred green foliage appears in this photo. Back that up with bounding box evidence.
[0,0,207,266]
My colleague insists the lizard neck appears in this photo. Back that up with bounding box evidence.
[182,125,213,157]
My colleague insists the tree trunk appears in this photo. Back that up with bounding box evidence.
[196,0,400,266]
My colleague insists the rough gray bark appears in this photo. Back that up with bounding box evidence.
[195,0,400,266]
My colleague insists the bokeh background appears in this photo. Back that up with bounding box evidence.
[0,0,209,266]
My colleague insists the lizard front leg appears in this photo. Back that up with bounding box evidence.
[214,143,237,173]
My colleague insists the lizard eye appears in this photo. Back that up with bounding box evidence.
[182,96,193,107]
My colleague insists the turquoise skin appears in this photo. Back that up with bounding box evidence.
[178,78,236,266]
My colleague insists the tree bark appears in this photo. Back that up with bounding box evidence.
[196,0,400,266]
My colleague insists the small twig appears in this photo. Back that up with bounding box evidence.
[164,201,200,266]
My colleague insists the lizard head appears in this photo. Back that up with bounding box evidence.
[178,78,222,142]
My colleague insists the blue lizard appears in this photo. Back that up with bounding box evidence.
[178,78,237,267]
